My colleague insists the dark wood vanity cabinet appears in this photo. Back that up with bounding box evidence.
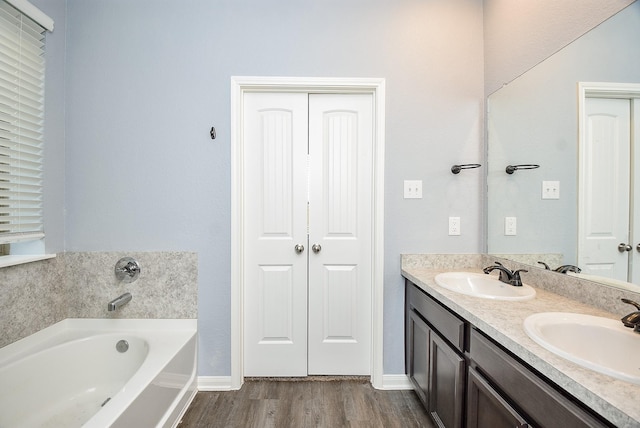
[405,280,613,428]
[405,281,466,428]
[468,328,610,428]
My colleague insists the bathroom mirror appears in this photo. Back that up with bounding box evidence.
[487,3,640,289]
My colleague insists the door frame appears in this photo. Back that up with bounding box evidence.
[230,76,386,390]
[577,82,640,280]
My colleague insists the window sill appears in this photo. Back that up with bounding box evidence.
[0,254,56,268]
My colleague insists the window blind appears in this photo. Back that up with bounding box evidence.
[0,0,45,245]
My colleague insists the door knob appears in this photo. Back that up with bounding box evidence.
[637,244,640,253]
[294,244,305,253]
[618,243,632,252]
[312,244,322,253]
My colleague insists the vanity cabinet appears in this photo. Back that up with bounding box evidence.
[405,280,613,428]
[406,281,466,428]
[468,328,610,428]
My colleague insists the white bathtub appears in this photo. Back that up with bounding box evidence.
[0,318,197,428]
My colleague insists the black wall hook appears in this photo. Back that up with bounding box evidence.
[505,164,539,174]
[210,126,216,140]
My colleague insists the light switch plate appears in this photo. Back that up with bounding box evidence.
[404,180,423,199]
[505,217,517,236]
[449,217,461,235]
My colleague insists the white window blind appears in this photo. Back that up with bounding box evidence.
[0,0,46,245]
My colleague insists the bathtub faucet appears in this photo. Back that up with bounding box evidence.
[107,292,132,311]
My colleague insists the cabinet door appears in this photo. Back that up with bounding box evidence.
[429,332,465,428]
[408,310,430,405]
[466,367,529,428]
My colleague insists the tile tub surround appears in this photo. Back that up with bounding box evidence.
[402,258,640,427]
[1,251,197,349]
[0,256,66,349]
[64,252,198,319]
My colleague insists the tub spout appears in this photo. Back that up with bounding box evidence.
[108,292,132,311]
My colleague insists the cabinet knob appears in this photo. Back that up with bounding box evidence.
[294,244,305,254]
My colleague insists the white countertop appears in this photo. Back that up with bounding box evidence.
[402,267,640,428]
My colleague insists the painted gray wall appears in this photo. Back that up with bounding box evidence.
[483,0,635,95]
[62,0,485,376]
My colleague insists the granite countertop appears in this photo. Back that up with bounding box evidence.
[402,266,640,428]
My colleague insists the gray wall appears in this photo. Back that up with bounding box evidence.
[483,0,634,95]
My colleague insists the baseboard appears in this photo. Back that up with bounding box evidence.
[197,374,412,391]
[381,374,413,390]
[198,376,233,391]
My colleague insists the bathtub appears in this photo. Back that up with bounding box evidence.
[0,318,197,428]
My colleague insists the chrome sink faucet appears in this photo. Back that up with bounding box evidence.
[483,262,528,287]
[107,292,132,311]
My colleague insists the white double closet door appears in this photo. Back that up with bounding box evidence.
[243,91,373,377]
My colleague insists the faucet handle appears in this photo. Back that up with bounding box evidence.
[622,298,640,310]
[621,298,640,328]
[511,269,528,287]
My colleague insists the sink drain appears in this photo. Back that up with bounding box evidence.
[116,339,129,353]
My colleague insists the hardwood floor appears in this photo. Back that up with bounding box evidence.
[178,378,435,428]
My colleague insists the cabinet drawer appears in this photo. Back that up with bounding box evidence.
[407,281,465,351]
[469,329,610,428]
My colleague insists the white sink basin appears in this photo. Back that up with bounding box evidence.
[434,272,536,301]
[524,312,640,385]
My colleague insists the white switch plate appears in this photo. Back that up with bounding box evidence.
[404,180,423,199]
[505,217,517,235]
[542,181,560,199]
[449,217,461,235]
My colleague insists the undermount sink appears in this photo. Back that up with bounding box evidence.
[523,312,640,385]
[434,272,536,301]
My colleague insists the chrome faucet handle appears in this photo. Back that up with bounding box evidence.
[115,257,141,283]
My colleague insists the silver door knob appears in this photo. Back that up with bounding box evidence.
[618,243,632,252]
[294,244,305,253]
[312,244,322,253]
[637,244,640,253]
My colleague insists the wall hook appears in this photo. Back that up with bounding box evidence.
[451,163,481,174]
[210,126,216,140]
[505,164,540,174]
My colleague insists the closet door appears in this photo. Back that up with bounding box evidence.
[307,93,373,375]
[243,92,309,376]
[579,97,631,281]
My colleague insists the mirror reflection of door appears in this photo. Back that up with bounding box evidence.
[578,95,640,284]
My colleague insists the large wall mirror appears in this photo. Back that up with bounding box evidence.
[487,3,640,290]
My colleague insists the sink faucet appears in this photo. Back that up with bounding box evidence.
[554,264,581,274]
[621,298,640,333]
[483,262,528,287]
[108,292,132,311]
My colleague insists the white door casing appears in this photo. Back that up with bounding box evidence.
[230,77,385,389]
[578,97,631,281]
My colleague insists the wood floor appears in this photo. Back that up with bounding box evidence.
[178,378,435,428]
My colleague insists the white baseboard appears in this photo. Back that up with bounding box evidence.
[197,374,411,391]
[198,376,233,391]
[381,374,413,390]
